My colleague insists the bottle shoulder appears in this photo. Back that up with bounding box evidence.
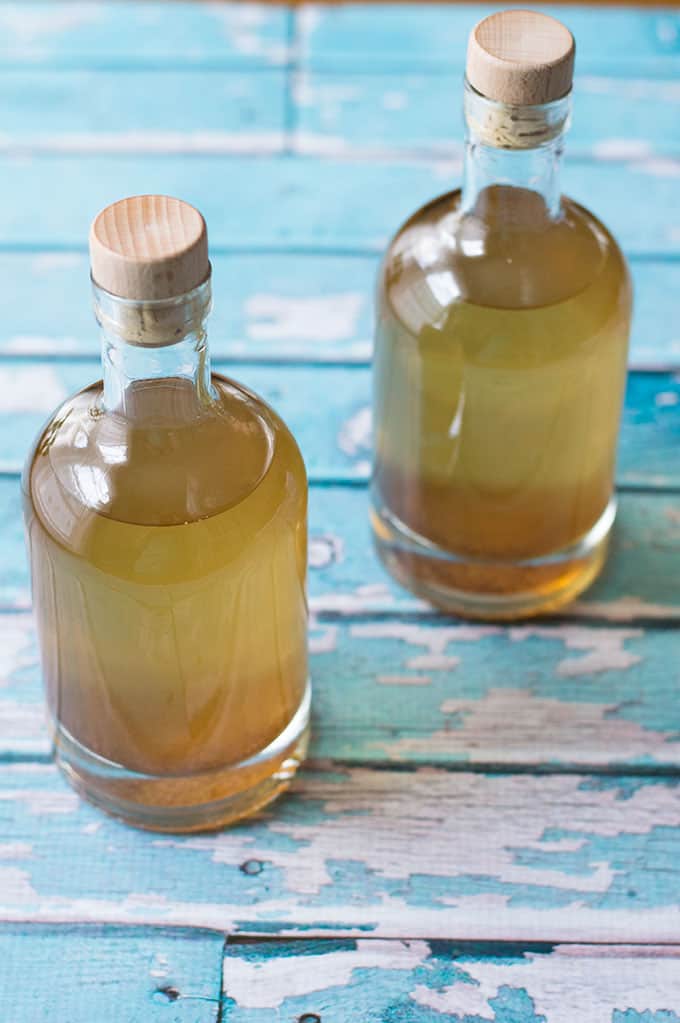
[379,187,630,320]
[25,371,306,542]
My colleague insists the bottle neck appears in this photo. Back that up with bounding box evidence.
[93,278,213,416]
[460,82,571,220]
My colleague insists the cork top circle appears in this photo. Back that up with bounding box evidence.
[467,10,575,106]
[90,195,209,301]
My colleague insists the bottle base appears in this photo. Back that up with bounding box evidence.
[52,684,311,833]
[371,498,615,621]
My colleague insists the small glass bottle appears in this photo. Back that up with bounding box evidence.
[23,195,309,831]
[371,10,631,619]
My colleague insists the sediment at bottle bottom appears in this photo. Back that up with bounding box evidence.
[371,500,612,620]
[53,685,311,832]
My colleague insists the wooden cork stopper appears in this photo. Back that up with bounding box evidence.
[90,195,209,301]
[467,10,575,106]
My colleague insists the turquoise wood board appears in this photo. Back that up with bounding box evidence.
[298,4,680,74]
[2,483,679,619]
[0,925,224,1022]
[0,70,286,150]
[0,2,679,1013]
[1,609,678,766]
[0,3,290,69]
[221,939,680,1022]
[1,764,679,941]
[0,251,676,369]
[294,72,680,160]
[0,359,677,485]
[0,154,679,254]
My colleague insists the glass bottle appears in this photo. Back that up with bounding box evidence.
[23,195,309,831]
[371,10,631,620]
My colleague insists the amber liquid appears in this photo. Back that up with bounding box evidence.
[373,187,631,616]
[24,374,308,826]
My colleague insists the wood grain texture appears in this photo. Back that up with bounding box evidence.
[1,763,679,941]
[0,359,676,485]
[0,925,224,1021]
[0,251,677,368]
[221,939,680,1022]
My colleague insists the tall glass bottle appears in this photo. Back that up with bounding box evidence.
[23,195,309,831]
[371,10,631,619]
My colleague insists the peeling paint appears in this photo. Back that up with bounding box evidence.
[510,626,643,676]
[246,293,363,344]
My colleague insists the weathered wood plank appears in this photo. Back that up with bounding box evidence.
[221,939,680,1022]
[0,359,676,486]
[2,482,679,620]
[0,924,224,1021]
[0,155,679,255]
[1,763,679,940]
[0,251,676,369]
[0,70,286,153]
[294,71,680,160]
[0,3,290,68]
[298,4,680,74]
[2,608,679,767]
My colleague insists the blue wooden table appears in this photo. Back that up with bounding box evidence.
[0,2,679,1019]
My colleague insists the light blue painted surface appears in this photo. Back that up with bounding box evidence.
[221,939,680,1022]
[0,3,290,68]
[295,71,680,158]
[2,482,679,616]
[0,2,678,1017]
[0,925,224,1021]
[1,358,677,484]
[0,70,286,146]
[0,251,676,367]
[0,154,679,253]
[298,4,680,73]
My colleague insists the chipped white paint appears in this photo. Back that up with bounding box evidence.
[149,952,170,980]
[82,821,103,836]
[0,788,78,816]
[224,939,428,1009]
[0,866,37,904]
[377,675,432,686]
[2,335,77,355]
[338,406,371,457]
[0,132,285,155]
[592,139,653,161]
[246,293,363,344]
[0,7,101,42]
[351,622,498,673]
[637,157,680,178]
[310,582,425,615]
[0,365,66,414]
[0,842,32,860]
[208,6,289,65]
[510,626,643,677]
[580,76,680,102]
[382,90,409,111]
[0,616,35,685]
[411,946,680,1022]
[572,595,680,622]
[308,621,339,655]
[10,768,668,938]
[379,688,678,766]
[656,390,680,407]
[31,252,83,273]
[309,533,345,569]
[0,700,48,747]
